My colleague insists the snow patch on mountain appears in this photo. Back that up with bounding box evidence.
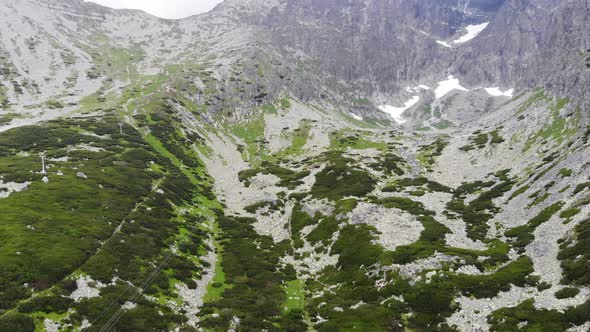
[349,112,363,121]
[378,96,420,124]
[436,22,489,47]
[436,40,453,48]
[454,22,489,44]
[434,75,470,99]
[484,87,514,98]
[372,77,512,124]
[405,85,431,93]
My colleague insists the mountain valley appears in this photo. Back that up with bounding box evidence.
[0,0,590,331]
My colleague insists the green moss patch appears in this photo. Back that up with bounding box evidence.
[488,298,590,331]
[329,131,388,151]
[417,138,448,170]
[446,172,515,241]
[505,201,564,251]
[311,152,375,201]
[555,287,580,299]
[238,162,310,189]
[376,196,435,216]
[383,176,452,194]
[558,218,590,285]
[199,213,302,331]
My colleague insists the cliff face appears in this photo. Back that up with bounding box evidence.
[260,0,590,101]
[1,0,589,116]
[262,0,487,90]
[455,0,590,100]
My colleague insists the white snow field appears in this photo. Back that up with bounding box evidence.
[434,75,470,99]
[378,95,420,124]
[436,22,490,47]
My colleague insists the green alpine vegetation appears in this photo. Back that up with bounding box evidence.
[2,1,590,331]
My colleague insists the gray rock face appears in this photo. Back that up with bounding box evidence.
[456,0,590,99]
[257,0,590,104]
[1,0,588,122]
[263,0,490,91]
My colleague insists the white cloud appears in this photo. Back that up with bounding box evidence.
[85,0,224,19]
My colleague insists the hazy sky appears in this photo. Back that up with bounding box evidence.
[86,0,224,19]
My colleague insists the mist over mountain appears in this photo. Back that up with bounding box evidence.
[1,0,590,331]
